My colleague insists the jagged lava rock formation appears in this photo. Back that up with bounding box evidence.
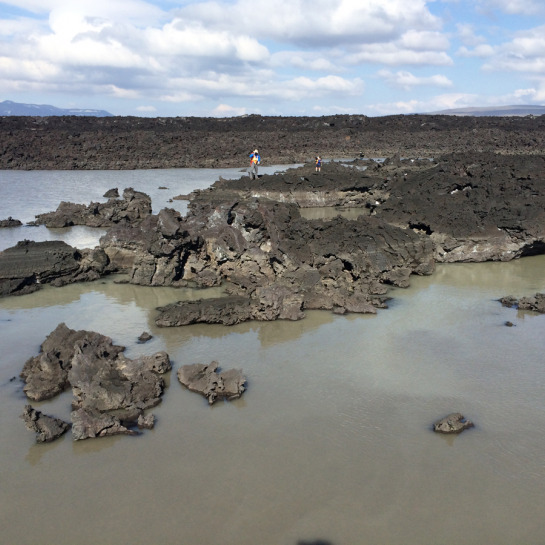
[2,114,545,170]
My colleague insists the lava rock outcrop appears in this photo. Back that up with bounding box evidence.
[20,323,171,441]
[30,187,151,228]
[0,240,109,296]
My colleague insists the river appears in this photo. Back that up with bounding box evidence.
[1,167,545,545]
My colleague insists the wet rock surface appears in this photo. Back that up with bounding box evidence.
[0,240,109,297]
[177,361,246,404]
[100,184,434,325]
[138,331,153,343]
[20,323,171,440]
[95,151,545,326]
[21,404,70,443]
[0,217,22,227]
[30,187,151,228]
[2,123,545,329]
[71,408,139,441]
[500,293,545,313]
[433,413,475,434]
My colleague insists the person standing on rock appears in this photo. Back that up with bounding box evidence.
[249,149,261,180]
[315,155,322,172]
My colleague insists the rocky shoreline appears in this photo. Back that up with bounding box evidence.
[2,115,545,441]
[2,151,544,321]
[19,322,246,442]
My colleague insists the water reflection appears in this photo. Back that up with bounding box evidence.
[0,275,225,311]
[72,434,123,456]
[426,256,545,292]
[0,277,343,351]
[25,436,66,466]
[0,224,107,251]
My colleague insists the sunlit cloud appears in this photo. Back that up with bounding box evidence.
[136,104,157,112]
[378,69,453,90]
[212,103,247,116]
[0,0,544,116]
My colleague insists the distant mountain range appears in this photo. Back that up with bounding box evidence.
[425,105,545,117]
[0,100,113,117]
[2,99,544,118]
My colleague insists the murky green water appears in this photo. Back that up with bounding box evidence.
[1,256,545,545]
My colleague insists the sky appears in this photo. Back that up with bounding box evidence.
[1,0,545,117]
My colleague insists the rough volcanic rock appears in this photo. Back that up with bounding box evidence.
[101,185,434,325]
[20,323,171,440]
[10,149,540,327]
[2,114,545,170]
[30,187,151,228]
[99,151,545,327]
[138,331,153,343]
[156,285,306,326]
[71,408,138,441]
[137,413,155,429]
[20,323,125,401]
[177,361,246,404]
[103,188,119,198]
[156,296,254,327]
[21,404,70,443]
[374,152,545,262]
[517,294,545,313]
[193,160,391,209]
[500,293,545,313]
[68,345,171,412]
[0,217,22,227]
[433,413,475,434]
[100,207,197,283]
[0,240,109,297]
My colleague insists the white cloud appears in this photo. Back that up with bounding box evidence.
[212,103,247,116]
[346,43,452,66]
[136,104,157,112]
[270,51,342,73]
[378,69,453,90]
[483,25,545,73]
[427,92,481,110]
[476,0,545,15]
[160,90,204,102]
[456,23,486,47]
[178,0,442,47]
[367,99,424,115]
[3,0,165,25]
[457,44,495,57]
[106,85,141,99]
[2,0,544,116]
[398,30,450,51]
[369,87,545,116]
[0,56,60,81]
[160,72,364,103]
[366,91,490,115]
[144,20,269,63]
[0,0,449,113]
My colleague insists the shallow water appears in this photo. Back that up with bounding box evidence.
[0,165,295,250]
[1,170,545,545]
